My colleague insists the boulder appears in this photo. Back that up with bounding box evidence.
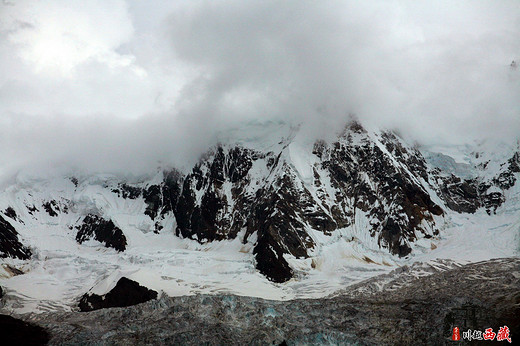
[79,277,158,312]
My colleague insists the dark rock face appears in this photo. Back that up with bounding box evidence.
[42,201,58,217]
[76,214,127,252]
[176,146,257,242]
[481,191,506,215]
[436,174,481,213]
[436,176,507,215]
[252,231,294,283]
[3,207,18,221]
[26,204,39,215]
[42,200,68,217]
[0,215,31,260]
[170,122,446,281]
[143,170,182,232]
[78,277,158,312]
[31,258,519,346]
[494,152,520,190]
[245,167,329,282]
[0,314,50,345]
[174,144,330,282]
[112,183,142,199]
[316,124,443,257]
[476,151,520,215]
[432,150,519,215]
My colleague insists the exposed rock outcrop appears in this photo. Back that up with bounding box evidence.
[317,125,443,257]
[144,170,182,233]
[75,214,127,252]
[3,207,19,221]
[173,122,446,281]
[0,215,31,260]
[435,174,480,213]
[42,201,58,217]
[78,277,158,312]
[431,149,520,215]
[111,183,142,199]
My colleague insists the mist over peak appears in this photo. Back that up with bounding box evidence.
[0,0,518,178]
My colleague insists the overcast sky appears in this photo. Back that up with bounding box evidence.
[0,0,519,177]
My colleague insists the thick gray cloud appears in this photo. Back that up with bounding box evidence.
[165,0,520,141]
[0,0,519,178]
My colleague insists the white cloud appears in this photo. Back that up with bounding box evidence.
[0,0,140,77]
[0,0,189,119]
[0,0,519,178]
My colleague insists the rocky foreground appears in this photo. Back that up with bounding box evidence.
[3,257,517,345]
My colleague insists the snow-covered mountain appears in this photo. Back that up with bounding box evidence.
[1,119,519,313]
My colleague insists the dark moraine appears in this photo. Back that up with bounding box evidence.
[23,258,519,345]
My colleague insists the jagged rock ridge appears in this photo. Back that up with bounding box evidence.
[1,121,518,284]
[148,121,448,281]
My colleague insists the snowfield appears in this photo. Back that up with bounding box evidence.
[1,124,519,314]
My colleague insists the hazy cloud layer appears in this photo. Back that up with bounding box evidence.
[0,0,519,177]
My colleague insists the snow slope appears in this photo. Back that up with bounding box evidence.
[1,121,519,314]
